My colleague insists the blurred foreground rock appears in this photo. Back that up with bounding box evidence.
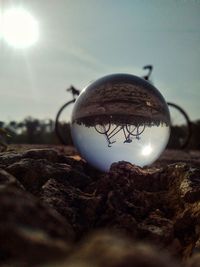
[0,145,199,266]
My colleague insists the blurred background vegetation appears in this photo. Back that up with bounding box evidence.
[0,117,200,150]
[0,117,63,146]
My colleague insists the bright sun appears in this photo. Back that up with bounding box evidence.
[0,8,39,48]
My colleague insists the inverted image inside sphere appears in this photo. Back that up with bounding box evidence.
[71,73,170,172]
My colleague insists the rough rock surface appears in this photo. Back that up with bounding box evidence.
[0,145,200,267]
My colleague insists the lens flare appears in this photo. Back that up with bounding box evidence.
[141,144,153,156]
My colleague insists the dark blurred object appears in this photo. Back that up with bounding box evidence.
[188,120,200,149]
[167,120,200,150]
[0,126,10,151]
[63,231,180,267]
[187,253,200,267]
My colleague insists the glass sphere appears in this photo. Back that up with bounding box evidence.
[70,74,170,172]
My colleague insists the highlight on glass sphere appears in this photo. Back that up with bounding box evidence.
[70,73,170,172]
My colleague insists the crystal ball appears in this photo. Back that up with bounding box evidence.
[70,74,170,172]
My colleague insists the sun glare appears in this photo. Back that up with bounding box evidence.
[141,144,153,156]
[1,8,39,48]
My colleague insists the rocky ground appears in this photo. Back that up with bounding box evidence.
[0,145,200,267]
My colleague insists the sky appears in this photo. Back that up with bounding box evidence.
[0,0,200,122]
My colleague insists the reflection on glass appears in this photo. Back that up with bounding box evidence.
[71,74,170,172]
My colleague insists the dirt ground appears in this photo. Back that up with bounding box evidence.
[0,144,200,267]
